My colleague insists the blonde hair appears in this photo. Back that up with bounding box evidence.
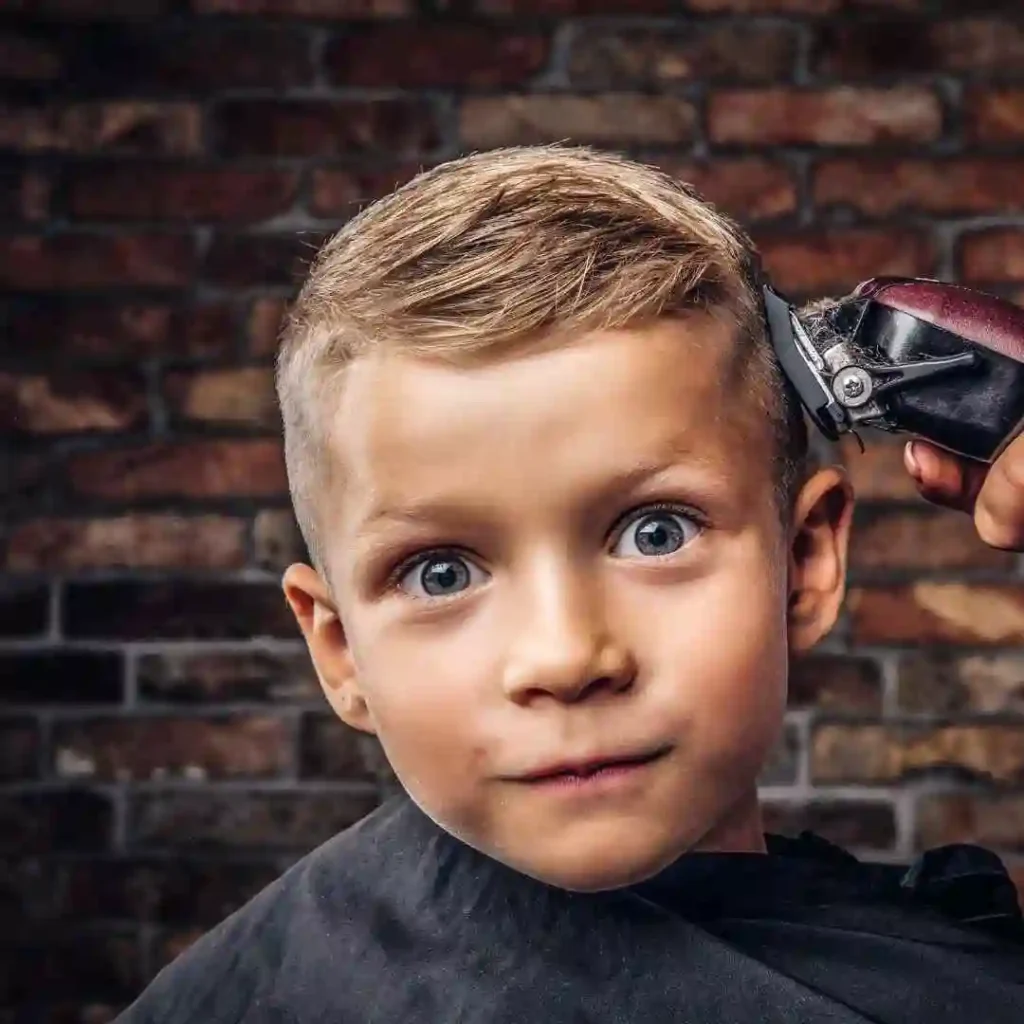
[277,145,808,573]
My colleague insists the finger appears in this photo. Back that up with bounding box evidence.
[904,439,986,512]
[973,433,1024,549]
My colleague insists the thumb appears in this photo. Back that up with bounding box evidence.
[904,439,986,513]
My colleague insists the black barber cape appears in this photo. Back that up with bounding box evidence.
[116,792,1024,1023]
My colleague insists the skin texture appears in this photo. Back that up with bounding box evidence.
[283,315,856,893]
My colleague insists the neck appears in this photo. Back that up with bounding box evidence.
[691,788,768,855]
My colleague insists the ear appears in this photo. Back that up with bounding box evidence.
[786,465,855,654]
[282,563,376,735]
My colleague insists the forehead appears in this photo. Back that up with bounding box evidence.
[325,316,764,532]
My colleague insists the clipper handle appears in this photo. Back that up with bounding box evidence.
[766,277,1024,464]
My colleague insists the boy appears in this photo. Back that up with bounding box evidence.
[116,146,1024,1022]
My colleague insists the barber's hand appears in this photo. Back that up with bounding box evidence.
[904,434,1024,551]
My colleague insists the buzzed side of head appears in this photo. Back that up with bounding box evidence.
[276,145,810,577]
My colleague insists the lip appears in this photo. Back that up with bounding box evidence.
[514,745,672,783]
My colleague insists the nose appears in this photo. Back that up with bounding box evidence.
[500,563,636,705]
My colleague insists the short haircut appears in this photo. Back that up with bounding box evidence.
[277,145,809,576]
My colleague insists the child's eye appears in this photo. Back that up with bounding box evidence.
[610,505,704,559]
[395,552,488,599]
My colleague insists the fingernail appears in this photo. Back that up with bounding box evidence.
[905,440,922,477]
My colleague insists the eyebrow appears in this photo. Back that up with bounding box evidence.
[355,452,729,538]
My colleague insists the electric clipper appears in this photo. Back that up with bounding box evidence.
[763,277,1024,463]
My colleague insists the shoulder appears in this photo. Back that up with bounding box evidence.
[113,794,415,1024]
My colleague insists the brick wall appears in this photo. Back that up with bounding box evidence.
[4,0,1024,1018]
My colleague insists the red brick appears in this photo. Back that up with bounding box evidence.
[961,229,1024,284]
[816,19,1024,78]
[756,229,933,295]
[0,370,147,434]
[203,232,324,288]
[788,653,883,713]
[69,167,299,224]
[848,583,1024,646]
[129,789,381,850]
[708,87,942,146]
[163,367,278,428]
[0,719,39,780]
[137,650,320,704]
[812,723,1024,784]
[0,31,63,81]
[253,510,308,571]
[309,166,419,218]
[67,439,287,501]
[762,800,897,851]
[684,0,838,9]
[217,99,440,157]
[460,95,697,149]
[194,0,409,13]
[569,24,797,86]
[839,430,921,501]
[814,158,1024,218]
[968,88,1024,142]
[657,158,797,221]
[897,652,1024,716]
[53,716,292,782]
[247,297,288,357]
[0,102,201,155]
[4,302,236,361]
[326,25,548,88]
[0,235,195,290]
[4,515,247,572]
[850,505,1016,572]
[916,792,1024,853]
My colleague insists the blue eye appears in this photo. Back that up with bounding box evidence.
[611,508,701,559]
[396,553,486,599]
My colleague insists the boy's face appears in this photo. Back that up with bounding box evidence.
[285,315,854,892]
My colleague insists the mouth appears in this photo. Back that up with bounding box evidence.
[516,745,672,783]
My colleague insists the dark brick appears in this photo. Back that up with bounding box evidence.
[63,581,298,640]
[569,23,797,86]
[194,0,412,13]
[0,925,142,1006]
[52,715,293,782]
[253,510,309,572]
[0,369,148,435]
[55,23,312,94]
[129,788,381,850]
[3,0,166,15]
[137,650,319,704]
[308,165,423,218]
[0,651,123,705]
[202,233,322,288]
[0,582,49,638]
[216,99,441,158]
[761,800,897,851]
[0,166,50,222]
[67,439,288,501]
[788,653,883,713]
[56,857,281,926]
[0,234,195,291]
[0,30,64,82]
[326,25,548,88]
[758,721,801,786]
[69,167,299,224]
[1,301,233,363]
[246,297,288,357]
[0,719,40,780]
[300,714,387,783]
[0,790,113,855]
